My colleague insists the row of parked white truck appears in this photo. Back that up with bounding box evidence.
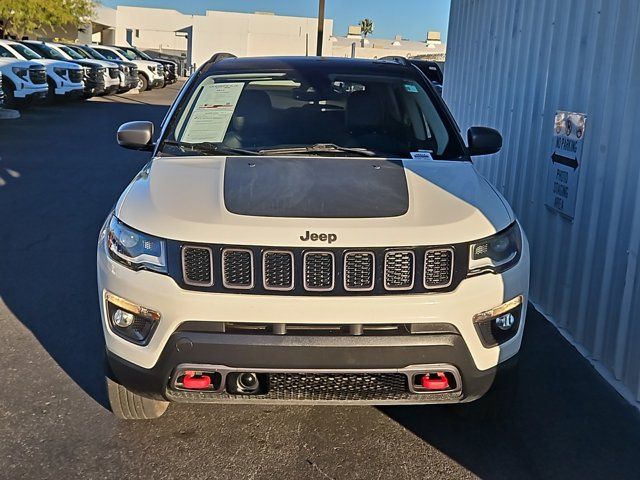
[0,39,178,109]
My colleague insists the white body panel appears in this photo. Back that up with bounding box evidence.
[0,57,48,98]
[91,45,163,84]
[116,157,514,247]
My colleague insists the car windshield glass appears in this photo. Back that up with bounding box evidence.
[84,46,107,60]
[95,48,121,61]
[11,43,41,60]
[119,49,137,61]
[32,44,68,60]
[59,46,84,60]
[164,68,464,159]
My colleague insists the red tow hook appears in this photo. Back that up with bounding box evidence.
[182,371,212,390]
[420,372,450,391]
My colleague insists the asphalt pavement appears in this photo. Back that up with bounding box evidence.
[0,83,639,480]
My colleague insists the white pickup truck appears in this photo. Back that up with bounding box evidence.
[0,40,84,101]
[0,42,48,107]
[99,55,530,420]
[90,44,164,91]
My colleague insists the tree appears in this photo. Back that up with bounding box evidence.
[1,0,95,39]
[359,18,374,39]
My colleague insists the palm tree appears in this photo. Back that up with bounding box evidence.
[359,18,374,46]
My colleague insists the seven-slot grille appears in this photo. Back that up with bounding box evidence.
[182,246,213,286]
[384,251,415,290]
[424,248,454,288]
[222,249,254,289]
[304,252,335,291]
[263,251,294,291]
[180,246,456,294]
[28,66,46,84]
[344,252,375,291]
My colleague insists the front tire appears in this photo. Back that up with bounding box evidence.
[137,73,149,91]
[106,376,169,420]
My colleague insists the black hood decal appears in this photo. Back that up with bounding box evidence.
[223,157,409,218]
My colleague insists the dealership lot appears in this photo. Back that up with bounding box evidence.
[0,84,639,480]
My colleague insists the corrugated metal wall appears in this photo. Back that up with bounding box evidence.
[445,0,640,406]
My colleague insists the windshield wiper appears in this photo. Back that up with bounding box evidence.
[258,143,378,157]
[162,140,259,156]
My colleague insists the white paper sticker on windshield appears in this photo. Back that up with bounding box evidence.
[410,151,434,160]
[180,82,244,143]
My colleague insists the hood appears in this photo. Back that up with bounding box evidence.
[0,58,33,69]
[74,59,117,69]
[134,59,161,68]
[33,58,82,70]
[116,156,514,247]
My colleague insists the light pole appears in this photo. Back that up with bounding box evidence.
[316,0,325,56]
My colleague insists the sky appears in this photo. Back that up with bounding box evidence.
[100,0,452,42]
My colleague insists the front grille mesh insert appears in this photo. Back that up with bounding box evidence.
[384,251,415,290]
[304,252,335,291]
[182,247,213,286]
[344,252,375,291]
[424,249,454,288]
[222,249,254,289]
[263,251,294,291]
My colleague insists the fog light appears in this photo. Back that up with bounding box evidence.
[473,296,523,348]
[113,309,135,327]
[495,313,515,331]
[104,291,160,345]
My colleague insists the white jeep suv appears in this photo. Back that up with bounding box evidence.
[98,55,530,419]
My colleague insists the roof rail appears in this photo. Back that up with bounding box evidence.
[209,52,237,64]
[379,55,412,67]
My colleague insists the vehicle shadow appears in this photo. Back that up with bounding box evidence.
[0,99,169,408]
[380,306,640,479]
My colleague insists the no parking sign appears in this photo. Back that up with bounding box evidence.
[545,111,587,219]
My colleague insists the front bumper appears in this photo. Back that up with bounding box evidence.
[151,77,165,88]
[13,83,48,99]
[54,82,85,97]
[98,234,529,404]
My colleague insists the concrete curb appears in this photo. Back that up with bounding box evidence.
[0,108,20,120]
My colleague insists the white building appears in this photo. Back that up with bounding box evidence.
[90,6,333,68]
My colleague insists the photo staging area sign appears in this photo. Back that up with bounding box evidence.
[545,111,587,219]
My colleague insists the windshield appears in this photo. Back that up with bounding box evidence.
[121,47,149,60]
[30,44,68,61]
[59,46,84,60]
[164,68,464,159]
[11,43,42,60]
[119,48,138,61]
[94,47,122,61]
[82,46,108,60]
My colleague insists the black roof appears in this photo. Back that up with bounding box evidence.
[203,55,414,75]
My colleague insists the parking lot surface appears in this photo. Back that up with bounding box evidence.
[1,84,639,480]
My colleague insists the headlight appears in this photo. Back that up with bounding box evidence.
[53,67,68,78]
[11,67,28,79]
[106,215,167,273]
[468,222,521,274]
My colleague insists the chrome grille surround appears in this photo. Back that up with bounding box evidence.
[424,248,454,289]
[303,251,335,291]
[222,248,254,289]
[344,251,375,291]
[383,250,415,291]
[263,250,295,291]
[181,246,214,287]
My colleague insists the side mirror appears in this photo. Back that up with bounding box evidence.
[117,121,155,151]
[467,126,502,156]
